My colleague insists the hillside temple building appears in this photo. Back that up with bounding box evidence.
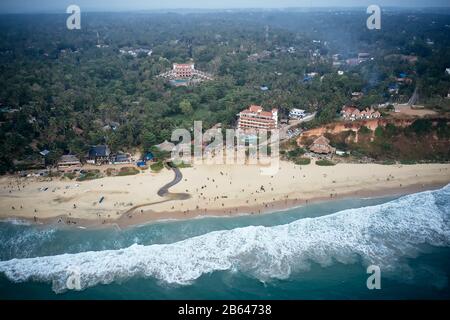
[157,62,213,86]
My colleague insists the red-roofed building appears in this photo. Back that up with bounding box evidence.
[341,106,360,120]
[157,62,213,83]
[309,136,336,154]
[173,63,195,78]
[237,105,278,130]
[341,106,381,121]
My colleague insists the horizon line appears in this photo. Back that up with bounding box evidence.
[1,6,450,15]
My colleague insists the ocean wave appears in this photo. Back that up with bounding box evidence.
[0,224,57,261]
[0,184,449,294]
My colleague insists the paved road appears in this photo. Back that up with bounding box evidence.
[408,87,419,106]
[157,162,183,197]
[123,162,187,217]
[279,112,316,141]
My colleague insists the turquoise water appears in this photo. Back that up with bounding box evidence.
[170,79,189,86]
[0,186,449,300]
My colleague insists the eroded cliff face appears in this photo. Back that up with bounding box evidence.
[297,118,415,145]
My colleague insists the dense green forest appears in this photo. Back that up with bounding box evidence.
[0,10,449,173]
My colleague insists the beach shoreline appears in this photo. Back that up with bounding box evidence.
[1,162,449,229]
[0,181,447,230]
[112,180,448,229]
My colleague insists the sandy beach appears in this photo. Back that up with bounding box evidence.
[0,161,449,228]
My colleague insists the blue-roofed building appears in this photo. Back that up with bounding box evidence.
[112,153,131,165]
[303,75,313,83]
[136,161,147,168]
[144,152,154,161]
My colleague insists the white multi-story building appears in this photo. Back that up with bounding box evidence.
[237,105,278,130]
[289,108,306,119]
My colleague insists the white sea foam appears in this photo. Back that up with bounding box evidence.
[0,218,33,226]
[0,185,449,293]
[0,226,57,260]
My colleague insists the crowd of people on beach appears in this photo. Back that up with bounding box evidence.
[2,165,448,226]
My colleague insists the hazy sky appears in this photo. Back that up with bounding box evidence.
[1,0,449,13]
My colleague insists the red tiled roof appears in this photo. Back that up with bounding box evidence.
[312,135,330,145]
[342,106,358,114]
[239,105,275,118]
[309,135,335,154]
[260,111,273,117]
[249,105,263,112]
